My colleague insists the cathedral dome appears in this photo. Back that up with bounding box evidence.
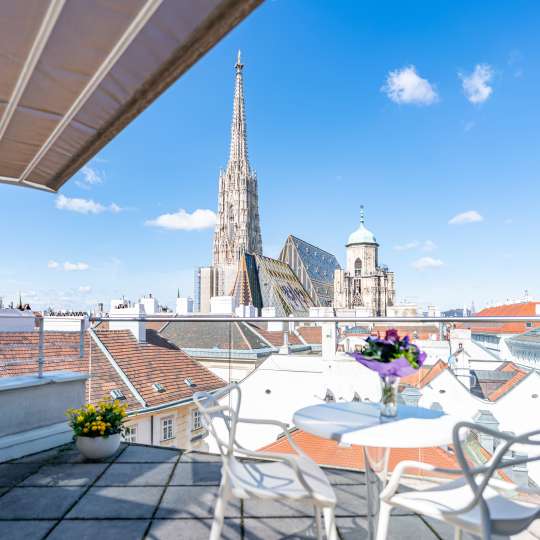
[346,206,377,245]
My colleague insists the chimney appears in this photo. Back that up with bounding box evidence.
[473,410,500,454]
[109,301,146,342]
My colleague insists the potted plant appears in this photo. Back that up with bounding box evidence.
[66,400,127,460]
[348,329,426,417]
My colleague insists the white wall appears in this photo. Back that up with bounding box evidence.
[0,309,35,332]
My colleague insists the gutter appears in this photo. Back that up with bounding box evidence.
[127,386,226,416]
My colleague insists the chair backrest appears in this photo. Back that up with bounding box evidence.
[193,383,242,459]
[452,422,540,517]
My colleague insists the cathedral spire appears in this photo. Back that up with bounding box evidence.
[228,50,249,169]
[360,205,365,225]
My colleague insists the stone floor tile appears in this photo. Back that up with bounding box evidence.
[169,462,222,486]
[421,517,512,539]
[96,462,174,487]
[0,487,84,519]
[243,497,314,518]
[333,483,411,517]
[48,519,150,540]
[325,468,366,485]
[0,463,42,486]
[179,451,222,463]
[20,463,107,487]
[66,486,163,519]
[155,486,241,519]
[115,445,179,463]
[337,515,439,539]
[49,443,127,464]
[0,487,9,497]
[0,520,57,540]
[148,518,241,539]
[13,446,66,464]
[243,517,319,539]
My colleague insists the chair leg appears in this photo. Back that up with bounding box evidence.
[375,501,392,540]
[210,480,230,540]
[323,505,338,540]
[453,527,462,540]
[314,506,323,540]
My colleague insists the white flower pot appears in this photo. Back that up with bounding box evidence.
[76,433,122,460]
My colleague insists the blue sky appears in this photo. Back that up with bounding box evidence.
[1,0,540,311]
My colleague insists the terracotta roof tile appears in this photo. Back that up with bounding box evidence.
[488,370,529,401]
[260,429,458,479]
[418,360,448,388]
[467,302,540,334]
[248,324,302,347]
[94,329,226,407]
[296,326,322,345]
[0,329,226,411]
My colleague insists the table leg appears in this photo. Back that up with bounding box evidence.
[363,447,391,540]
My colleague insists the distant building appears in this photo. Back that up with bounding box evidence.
[506,328,540,369]
[279,235,340,307]
[333,206,395,316]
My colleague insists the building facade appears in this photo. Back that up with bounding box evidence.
[333,207,395,316]
[211,51,262,297]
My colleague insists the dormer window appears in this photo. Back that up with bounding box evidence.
[110,389,126,400]
[153,383,166,393]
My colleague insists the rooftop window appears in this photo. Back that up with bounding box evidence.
[153,383,166,393]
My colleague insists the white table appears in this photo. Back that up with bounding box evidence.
[293,402,459,539]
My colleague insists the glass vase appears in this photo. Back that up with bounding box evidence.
[380,376,399,417]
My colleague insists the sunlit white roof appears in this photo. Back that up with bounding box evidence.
[0,0,261,193]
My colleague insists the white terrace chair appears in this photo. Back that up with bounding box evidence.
[376,421,540,540]
[194,383,338,540]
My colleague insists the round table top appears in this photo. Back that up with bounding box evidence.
[293,401,460,449]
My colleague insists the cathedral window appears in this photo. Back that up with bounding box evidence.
[354,258,362,277]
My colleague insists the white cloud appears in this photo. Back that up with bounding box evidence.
[460,64,494,104]
[55,194,122,214]
[412,257,444,270]
[145,208,217,231]
[422,240,436,252]
[63,262,89,271]
[382,66,438,105]
[394,240,436,252]
[78,285,92,293]
[47,260,59,269]
[448,210,483,225]
[81,166,102,185]
[394,241,420,251]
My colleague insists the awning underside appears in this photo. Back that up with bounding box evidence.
[0,0,261,192]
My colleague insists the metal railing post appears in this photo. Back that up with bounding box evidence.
[79,317,85,358]
[37,317,45,378]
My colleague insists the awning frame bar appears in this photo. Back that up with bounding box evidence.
[17,0,164,185]
[0,0,66,144]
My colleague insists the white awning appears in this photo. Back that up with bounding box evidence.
[0,0,261,192]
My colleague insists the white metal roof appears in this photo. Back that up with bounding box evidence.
[0,0,261,192]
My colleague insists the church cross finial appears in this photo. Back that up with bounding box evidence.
[360,205,365,225]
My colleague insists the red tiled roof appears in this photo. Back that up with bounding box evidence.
[488,369,529,401]
[296,326,322,345]
[0,329,226,411]
[94,329,225,407]
[249,324,302,347]
[418,360,448,388]
[468,302,540,334]
[260,429,458,478]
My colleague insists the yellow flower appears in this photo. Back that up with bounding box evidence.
[83,427,89,433]
[77,415,84,422]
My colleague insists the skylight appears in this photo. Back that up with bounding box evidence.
[110,389,126,400]
[152,383,166,393]
[184,378,196,387]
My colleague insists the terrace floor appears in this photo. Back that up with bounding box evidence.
[0,443,532,539]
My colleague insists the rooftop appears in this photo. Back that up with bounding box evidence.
[0,442,473,540]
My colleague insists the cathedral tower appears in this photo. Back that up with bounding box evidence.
[212,51,262,283]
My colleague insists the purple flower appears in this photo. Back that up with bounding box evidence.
[385,329,400,343]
